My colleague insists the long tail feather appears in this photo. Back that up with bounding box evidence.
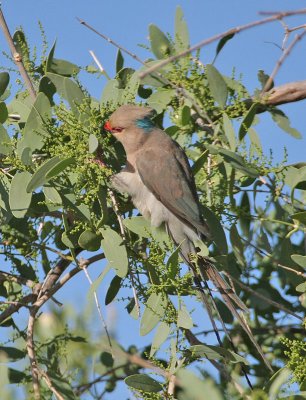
[198,257,273,372]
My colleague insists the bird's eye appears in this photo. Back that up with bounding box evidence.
[112,127,124,133]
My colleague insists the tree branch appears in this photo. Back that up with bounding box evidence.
[27,310,40,399]
[0,6,36,100]
[139,8,306,78]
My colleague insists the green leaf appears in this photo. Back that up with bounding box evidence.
[101,79,123,105]
[147,88,174,113]
[206,64,228,107]
[149,24,173,59]
[223,114,236,150]
[100,226,128,277]
[0,346,25,361]
[45,157,75,179]
[0,174,12,222]
[291,254,306,268]
[88,264,111,300]
[88,134,99,153]
[0,72,10,97]
[123,216,152,238]
[13,30,29,59]
[105,276,122,305]
[258,69,272,90]
[9,171,32,218]
[46,72,85,116]
[177,299,193,329]
[191,150,209,175]
[39,76,56,104]
[125,374,162,393]
[61,230,79,248]
[239,103,258,140]
[270,109,301,139]
[78,230,101,251]
[214,33,235,62]
[268,367,292,400]
[7,93,32,123]
[217,147,259,178]
[46,40,56,74]
[177,369,223,400]
[26,156,61,192]
[187,344,248,364]
[0,102,8,123]
[100,351,114,367]
[116,49,124,73]
[49,58,79,76]
[150,322,171,357]
[291,212,306,225]
[140,293,168,336]
[43,186,62,204]
[8,368,28,384]
[167,246,180,279]
[296,282,306,293]
[0,124,12,155]
[17,92,51,155]
[239,191,251,237]
[175,6,189,53]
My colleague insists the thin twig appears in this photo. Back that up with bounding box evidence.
[0,270,35,288]
[89,50,111,80]
[78,17,211,121]
[139,8,306,78]
[0,7,36,100]
[27,310,40,400]
[0,293,36,324]
[240,235,306,278]
[81,260,113,354]
[225,273,303,321]
[262,29,306,93]
[40,370,65,400]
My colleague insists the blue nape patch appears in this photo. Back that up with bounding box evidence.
[136,117,155,132]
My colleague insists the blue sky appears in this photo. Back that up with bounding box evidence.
[1,1,306,398]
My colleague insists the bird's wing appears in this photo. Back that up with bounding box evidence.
[135,143,208,236]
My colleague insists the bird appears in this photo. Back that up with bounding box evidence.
[104,104,271,370]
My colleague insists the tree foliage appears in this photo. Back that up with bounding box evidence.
[0,6,305,400]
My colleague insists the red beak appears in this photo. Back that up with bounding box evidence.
[104,120,112,131]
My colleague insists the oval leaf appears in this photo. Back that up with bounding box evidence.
[88,134,99,153]
[0,72,10,97]
[45,157,75,179]
[105,276,122,305]
[149,24,173,59]
[100,226,128,277]
[26,156,61,192]
[0,102,8,123]
[0,124,12,155]
[291,254,306,268]
[123,216,152,238]
[239,103,258,140]
[150,322,171,357]
[125,374,162,393]
[9,171,32,218]
[177,299,193,329]
[140,293,168,336]
[78,230,101,251]
[206,64,228,108]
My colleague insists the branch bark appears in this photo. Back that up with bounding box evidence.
[139,8,306,78]
[0,7,36,100]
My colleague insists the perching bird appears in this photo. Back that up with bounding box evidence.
[104,104,271,370]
